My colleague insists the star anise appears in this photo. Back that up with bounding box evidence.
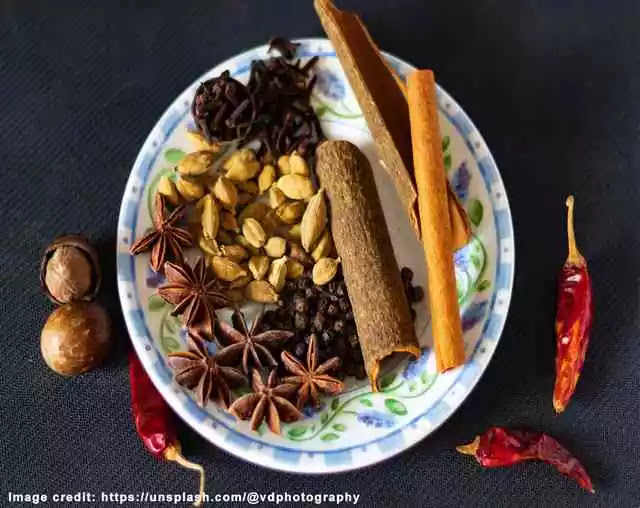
[167,333,246,407]
[281,334,343,409]
[158,257,230,339]
[228,369,302,433]
[215,309,294,374]
[129,193,193,273]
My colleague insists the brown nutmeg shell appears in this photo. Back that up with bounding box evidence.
[41,302,111,376]
[40,234,101,304]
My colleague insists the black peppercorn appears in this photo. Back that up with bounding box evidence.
[321,329,335,345]
[294,313,308,330]
[312,313,325,331]
[327,303,339,316]
[294,341,307,359]
[410,285,425,303]
[317,298,329,313]
[298,277,312,289]
[333,320,345,333]
[400,266,414,284]
[293,294,308,314]
[334,336,347,358]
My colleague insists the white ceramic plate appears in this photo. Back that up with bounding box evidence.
[117,38,514,473]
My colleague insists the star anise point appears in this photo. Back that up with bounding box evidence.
[215,309,293,374]
[130,193,193,273]
[228,369,302,434]
[281,334,343,409]
[158,257,230,339]
[167,334,246,407]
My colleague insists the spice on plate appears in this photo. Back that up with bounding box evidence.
[260,269,367,380]
[157,258,230,340]
[281,333,343,409]
[312,256,341,286]
[267,36,300,60]
[300,189,328,252]
[40,301,111,376]
[228,369,302,434]
[244,280,279,304]
[457,427,594,493]
[191,37,322,159]
[129,193,193,273]
[214,309,293,374]
[315,140,420,390]
[314,0,471,249]
[167,334,246,408]
[553,196,593,413]
[400,267,426,321]
[129,350,206,507]
[40,235,101,304]
[407,70,465,372]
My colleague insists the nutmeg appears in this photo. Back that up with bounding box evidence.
[41,302,111,376]
[40,235,101,304]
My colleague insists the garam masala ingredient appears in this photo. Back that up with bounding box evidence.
[458,427,594,493]
[553,195,593,413]
[129,350,206,507]
[315,140,419,391]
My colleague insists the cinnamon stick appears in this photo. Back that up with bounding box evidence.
[315,140,420,390]
[385,64,472,252]
[408,70,465,372]
[314,0,471,250]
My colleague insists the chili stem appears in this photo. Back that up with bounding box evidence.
[456,436,480,456]
[565,195,584,266]
[164,444,206,507]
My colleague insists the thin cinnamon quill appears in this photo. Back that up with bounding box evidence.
[314,0,471,251]
[408,70,465,372]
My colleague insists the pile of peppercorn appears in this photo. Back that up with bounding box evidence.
[260,268,366,380]
[260,266,424,381]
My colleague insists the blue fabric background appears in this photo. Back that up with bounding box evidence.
[1,1,638,506]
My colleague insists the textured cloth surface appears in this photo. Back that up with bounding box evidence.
[1,1,639,506]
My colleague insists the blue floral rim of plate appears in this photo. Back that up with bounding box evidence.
[116,38,514,473]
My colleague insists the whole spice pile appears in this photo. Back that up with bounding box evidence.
[260,269,366,380]
[260,266,423,380]
[128,37,425,433]
[125,39,340,433]
[192,37,323,159]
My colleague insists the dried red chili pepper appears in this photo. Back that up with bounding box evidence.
[554,195,593,413]
[129,350,206,507]
[458,427,594,493]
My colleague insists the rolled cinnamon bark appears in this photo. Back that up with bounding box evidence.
[408,70,465,372]
[315,140,420,390]
[314,0,471,251]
